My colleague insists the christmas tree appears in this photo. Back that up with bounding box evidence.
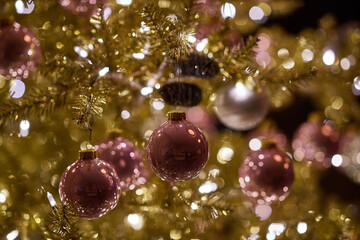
[1,0,360,239]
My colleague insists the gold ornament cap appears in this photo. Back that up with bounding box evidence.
[79,149,98,160]
[167,111,186,120]
[260,140,277,149]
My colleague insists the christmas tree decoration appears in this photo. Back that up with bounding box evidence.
[0,20,41,80]
[238,143,295,204]
[59,0,106,17]
[2,0,360,239]
[214,81,269,131]
[292,120,340,168]
[95,136,149,191]
[173,53,219,79]
[147,111,209,182]
[158,82,202,107]
[59,149,120,219]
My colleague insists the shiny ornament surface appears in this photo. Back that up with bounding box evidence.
[147,112,209,182]
[95,137,149,191]
[214,82,269,131]
[238,146,294,204]
[59,0,106,17]
[292,121,340,168]
[0,22,41,80]
[59,150,120,219]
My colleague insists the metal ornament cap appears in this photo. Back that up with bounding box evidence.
[79,149,98,160]
[167,111,186,120]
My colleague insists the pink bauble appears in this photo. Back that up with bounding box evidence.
[147,111,209,182]
[186,106,218,135]
[292,120,340,168]
[247,127,287,149]
[59,0,107,17]
[95,137,149,191]
[239,146,294,204]
[0,21,41,80]
[59,150,120,219]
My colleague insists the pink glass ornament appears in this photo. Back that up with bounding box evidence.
[147,111,209,182]
[247,126,287,149]
[95,137,149,191]
[239,145,294,204]
[292,120,340,168]
[0,21,41,80]
[186,106,218,136]
[59,149,120,219]
[59,0,107,17]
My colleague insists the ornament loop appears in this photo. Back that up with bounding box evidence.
[79,149,98,160]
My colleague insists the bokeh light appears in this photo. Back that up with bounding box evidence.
[127,213,144,230]
[323,49,335,65]
[221,3,236,19]
[249,6,265,22]
[117,0,132,6]
[9,79,25,98]
[297,222,308,234]
[15,0,35,14]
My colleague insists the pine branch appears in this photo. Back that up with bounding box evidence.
[261,64,318,89]
[141,4,166,40]
[72,92,106,140]
[140,4,195,60]
[89,6,124,72]
[241,35,260,58]
[43,204,82,240]
[0,87,68,127]
[219,36,259,81]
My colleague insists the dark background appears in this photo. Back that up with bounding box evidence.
[266,0,359,33]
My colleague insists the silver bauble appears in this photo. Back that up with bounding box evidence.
[214,82,269,131]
